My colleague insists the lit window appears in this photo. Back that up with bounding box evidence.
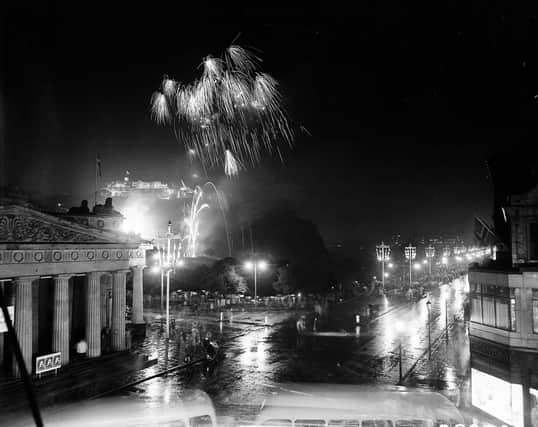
[470,284,516,331]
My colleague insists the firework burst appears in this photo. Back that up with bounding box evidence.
[151,45,293,176]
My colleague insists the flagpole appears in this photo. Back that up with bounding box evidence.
[95,153,98,207]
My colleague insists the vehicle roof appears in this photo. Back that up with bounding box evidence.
[257,384,462,422]
[37,390,216,427]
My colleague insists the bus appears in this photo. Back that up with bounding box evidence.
[12,389,217,427]
[255,384,464,427]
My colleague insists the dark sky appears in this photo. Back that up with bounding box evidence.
[4,4,538,244]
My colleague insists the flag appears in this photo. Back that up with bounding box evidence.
[96,154,102,178]
[474,216,496,246]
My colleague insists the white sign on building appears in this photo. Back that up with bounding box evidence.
[36,352,62,376]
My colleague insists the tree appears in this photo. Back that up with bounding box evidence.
[203,257,248,294]
[272,264,297,294]
[248,204,332,293]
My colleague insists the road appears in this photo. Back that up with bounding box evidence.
[7,276,469,425]
[108,276,470,420]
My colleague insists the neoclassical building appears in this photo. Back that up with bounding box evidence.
[0,201,150,377]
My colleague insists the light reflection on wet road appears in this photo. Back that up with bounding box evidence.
[115,276,470,419]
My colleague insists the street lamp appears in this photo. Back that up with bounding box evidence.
[395,320,405,384]
[404,244,416,288]
[376,242,391,293]
[443,286,449,342]
[425,246,435,278]
[244,256,268,301]
[426,299,432,359]
[153,220,183,338]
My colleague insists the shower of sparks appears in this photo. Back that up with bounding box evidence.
[150,92,170,124]
[151,45,293,176]
[224,150,240,176]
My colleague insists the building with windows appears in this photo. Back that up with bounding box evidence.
[469,184,538,351]
[468,184,538,427]
[465,155,538,427]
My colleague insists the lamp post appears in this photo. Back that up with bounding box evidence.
[244,257,268,301]
[395,320,405,384]
[443,286,449,342]
[426,299,432,359]
[376,242,391,292]
[404,245,416,288]
[425,246,435,278]
[153,220,183,338]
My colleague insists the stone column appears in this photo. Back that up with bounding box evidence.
[52,275,71,366]
[13,277,37,377]
[111,270,128,351]
[0,282,4,368]
[100,275,109,329]
[31,279,39,356]
[86,272,103,358]
[132,266,144,324]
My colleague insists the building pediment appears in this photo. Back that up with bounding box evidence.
[0,205,141,245]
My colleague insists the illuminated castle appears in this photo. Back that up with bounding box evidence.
[100,171,194,201]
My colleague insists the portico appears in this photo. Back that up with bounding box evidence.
[0,205,150,377]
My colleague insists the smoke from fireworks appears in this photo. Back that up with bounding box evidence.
[151,45,293,176]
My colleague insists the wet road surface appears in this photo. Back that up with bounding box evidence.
[113,276,470,420]
[8,277,470,425]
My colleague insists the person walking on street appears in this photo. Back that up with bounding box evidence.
[296,315,306,349]
[125,329,132,350]
[76,338,88,359]
[191,321,201,349]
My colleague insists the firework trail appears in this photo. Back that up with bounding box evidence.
[151,45,293,176]
[181,182,232,257]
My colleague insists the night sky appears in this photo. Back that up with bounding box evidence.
[4,4,538,245]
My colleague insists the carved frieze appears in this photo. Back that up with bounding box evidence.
[0,214,99,243]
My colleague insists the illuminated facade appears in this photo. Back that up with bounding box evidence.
[100,172,194,201]
[0,202,151,378]
[469,340,538,427]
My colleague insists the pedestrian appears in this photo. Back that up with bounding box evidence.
[296,315,306,348]
[125,329,132,350]
[184,331,193,363]
[191,321,200,347]
[101,327,107,352]
[76,338,88,358]
[314,302,322,318]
